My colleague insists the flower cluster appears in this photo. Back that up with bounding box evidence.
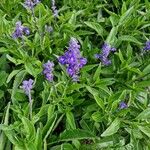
[95,43,116,65]
[43,60,54,81]
[51,0,58,17]
[24,0,40,9]
[119,102,127,109]
[21,79,34,96]
[143,40,150,51]
[59,38,87,81]
[12,21,30,39]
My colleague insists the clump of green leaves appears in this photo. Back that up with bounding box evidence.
[0,0,150,149]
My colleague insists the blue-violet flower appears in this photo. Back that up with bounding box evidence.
[43,60,54,82]
[143,40,150,51]
[58,38,87,81]
[24,0,40,9]
[21,79,34,96]
[51,0,58,17]
[119,102,127,109]
[12,21,30,39]
[21,79,34,119]
[95,42,116,66]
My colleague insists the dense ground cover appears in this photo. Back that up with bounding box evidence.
[0,0,150,149]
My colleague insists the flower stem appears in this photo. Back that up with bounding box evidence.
[28,91,32,120]
[52,81,58,97]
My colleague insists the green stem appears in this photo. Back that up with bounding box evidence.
[52,81,59,98]
[52,114,64,132]
[44,141,47,150]
[28,91,32,120]
[61,80,70,98]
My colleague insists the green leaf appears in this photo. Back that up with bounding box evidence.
[81,64,98,72]
[0,71,7,86]
[0,124,21,146]
[42,105,58,140]
[6,54,17,64]
[0,102,10,149]
[21,117,36,140]
[0,47,8,53]
[86,86,105,110]
[92,112,102,122]
[67,83,84,92]
[118,6,134,26]
[62,143,74,150]
[126,43,133,60]
[106,26,118,44]
[93,136,125,149]
[42,105,56,138]
[25,142,37,150]
[143,64,150,74]
[92,138,114,149]
[138,126,150,138]
[33,104,52,123]
[138,80,150,87]
[110,15,119,27]
[127,67,142,75]
[60,129,96,141]
[7,69,22,83]
[101,118,120,137]
[116,49,124,63]
[11,70,26,103]
[84,21,105,37]
[93,95,105,110]
[119,35,142,45]
[0,90,4,99]
[93,63,101,82]
[4,131,21,146]
[121,2,127,14]
[86,86,98,97]
[25,59,42,77]
[96,78,115,86]
[43,113,57,140]
[34,128,42,150]
[68,11,77,25]
[136,108,150,120]
[51,143,74,150]
[66,111,76,129]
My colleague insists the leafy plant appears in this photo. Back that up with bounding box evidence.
[0,0,150,149]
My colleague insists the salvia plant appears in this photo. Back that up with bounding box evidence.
[0,0,150,149]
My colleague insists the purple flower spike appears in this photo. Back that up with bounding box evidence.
[95,42,116,66]
[111,47,116,52]
[79,58,87,68]
[21,79,34,119]
[102,43,112,57]
[58,56,66,65]
[21,79,34,96]
[51,0,58,17]
[101,56,111,66]
[94,54,101,59]
[43,60,54,82]
[58,37,87,81]
[72,75,79,82]
[12,21,24,39]
[68,38,80,51]
[67,65,76,77]
[143,40,150,51]
[24,0,40,9]
[12,21,30,39]
[119,102,127,109]
[23,27,30,35]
